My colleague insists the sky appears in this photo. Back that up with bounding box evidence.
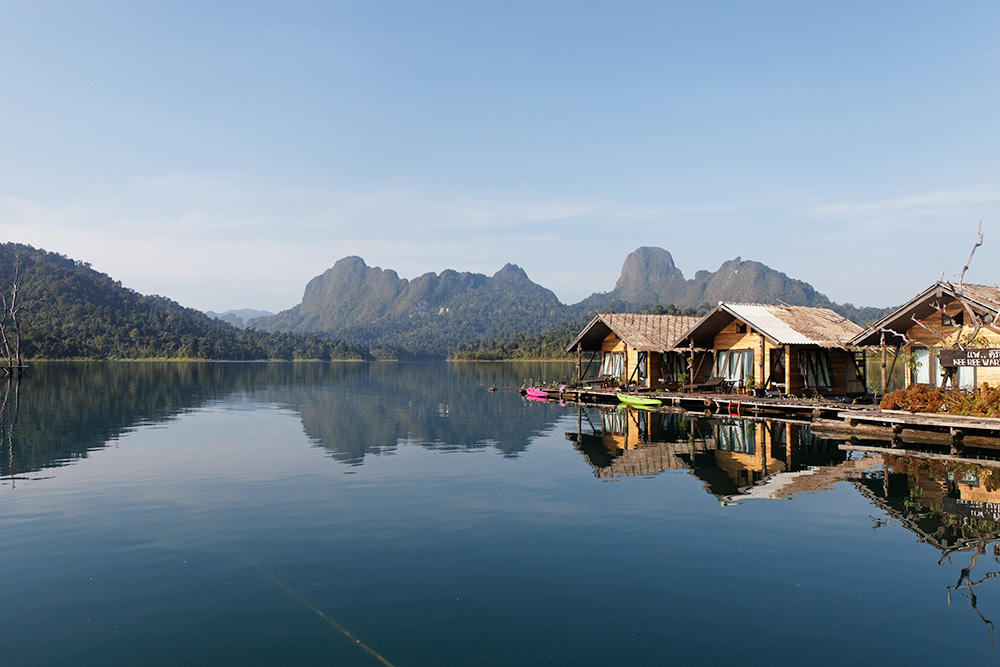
[2,1,999,314]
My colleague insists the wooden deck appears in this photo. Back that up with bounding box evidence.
[813,409,1000,449]
[526,385,1000,447]
[535,385,867,420]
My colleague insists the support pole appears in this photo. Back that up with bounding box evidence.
[880,333,887,396]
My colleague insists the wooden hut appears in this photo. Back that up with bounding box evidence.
[850,281,1000,390]
[673,303,865,396]
[565,313,701,389]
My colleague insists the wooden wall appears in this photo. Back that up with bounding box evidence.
[713,321,781,389]
[904,304,1000,388]
[600,333,646,386]
[713,320,855,395]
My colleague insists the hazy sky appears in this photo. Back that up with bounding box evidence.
[2,1,998,313]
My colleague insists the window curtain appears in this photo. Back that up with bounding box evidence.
[715,349,754,383]
[799,349,834,388]
[911,348,930,385]
[601,352,625,379]
[956,365,976,390]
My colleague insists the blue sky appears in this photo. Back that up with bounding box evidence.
[2,1,999,313]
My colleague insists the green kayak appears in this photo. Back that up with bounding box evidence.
[616,393,662,408]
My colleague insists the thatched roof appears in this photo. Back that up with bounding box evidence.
[565,313,702,353]
[676,303,863,349]
[851,281,1000,346]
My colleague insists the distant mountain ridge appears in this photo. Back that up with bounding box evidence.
[250,257,564,357]
[250,247,891,357]
[205,309,274,329]
[574,247,864,315]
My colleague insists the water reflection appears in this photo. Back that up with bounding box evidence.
[852,452,1000,644]
[5,363,1000,660]
[566,406,863,504]
[0,361,574,477]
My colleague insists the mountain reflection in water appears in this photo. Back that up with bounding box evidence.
[0,361,573,475]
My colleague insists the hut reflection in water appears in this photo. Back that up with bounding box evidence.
[566,406,866,504]
[851,450,1000,643]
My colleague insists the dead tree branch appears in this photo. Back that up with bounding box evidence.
[959,220,984,289]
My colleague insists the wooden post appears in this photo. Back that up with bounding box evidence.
[758,334,765,392]
[689,341,695,383]
[880,333,887,395]
[576,344,582,383]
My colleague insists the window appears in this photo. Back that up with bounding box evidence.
[942,311,964,327]
[768,349,785,385]
[715,349,754,384]
[661,352,688,381]
[799,349,833,388]
[601,351,625,379]
[911,348,930,385]
[956,365,976,390]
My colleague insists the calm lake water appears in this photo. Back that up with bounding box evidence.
[1,362,999,666]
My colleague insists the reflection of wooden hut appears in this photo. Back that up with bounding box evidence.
[566,314,701,389]
[850,282,1000,390]
[565,407,706,478]
[674,304,865,396]
[854,453,1000,556]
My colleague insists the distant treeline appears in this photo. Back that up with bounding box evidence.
[452,321,582,360]
[0,243,370,361]
[452,304,707,361]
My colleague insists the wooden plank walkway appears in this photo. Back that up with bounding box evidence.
[528,385,1000,447]
[540,385,869,420]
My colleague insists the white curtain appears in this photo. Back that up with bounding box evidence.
[715,349,754,383]
[601,352,625,379]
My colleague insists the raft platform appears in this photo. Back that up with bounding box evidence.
[522,385,1000,447]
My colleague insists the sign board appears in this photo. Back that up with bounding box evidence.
[938,348,1000,368]
[942,497,1000,524]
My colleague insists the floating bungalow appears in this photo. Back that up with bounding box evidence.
[673,303,865,397]
[565,313,701,390]
[850,281,1000,390]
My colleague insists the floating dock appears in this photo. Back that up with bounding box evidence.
[522,385,1000,448]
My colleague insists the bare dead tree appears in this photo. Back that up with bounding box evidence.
[958,221,984,289]
[0,255,28,376]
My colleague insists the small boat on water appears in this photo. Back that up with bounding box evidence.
[524,387,549,399]
[616,392,662,408]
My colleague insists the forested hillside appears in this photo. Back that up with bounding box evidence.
[0,243,370,360]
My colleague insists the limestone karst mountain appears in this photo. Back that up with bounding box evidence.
[248,247,889,357]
